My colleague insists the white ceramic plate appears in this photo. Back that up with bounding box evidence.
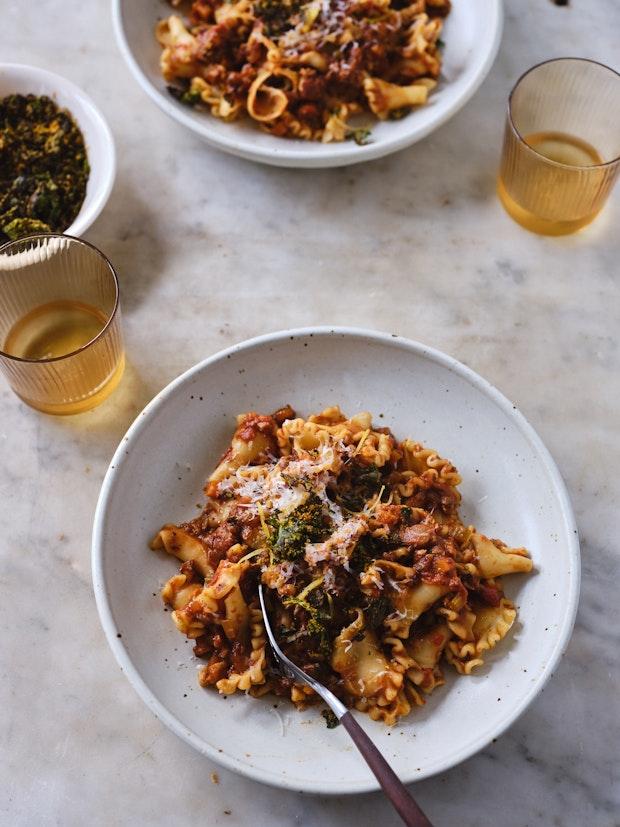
[92,328,580,793]
[0,64,116,236]
[112,0,503,168]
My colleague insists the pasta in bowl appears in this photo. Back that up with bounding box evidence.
[156,0,450,143]
[152,405,532,725]
[92,327,579,792]
[113,0,503,166]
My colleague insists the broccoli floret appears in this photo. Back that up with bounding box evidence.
[387,108,409,121]
[348,127,373,145]
[321,709,340,729]
[306,611,331,657]
[282,593,314,614]
[283,587,331,657]
[339,463,384,511]
[365,596,391,629]
[252,0,301,36]
[167,85,201,107]
[268,496,328,562]
[349,533,384,572]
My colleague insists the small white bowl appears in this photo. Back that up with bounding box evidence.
[113,0,503,168]
[0,63,116,236]
[92,327,580,793]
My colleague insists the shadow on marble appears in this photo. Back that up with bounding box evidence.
[194,79,501,223]
[84,176,171,314]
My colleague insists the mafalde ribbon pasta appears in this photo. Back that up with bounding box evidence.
[156,0,451,142]
[152,405,532,725]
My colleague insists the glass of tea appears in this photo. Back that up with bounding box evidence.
[498,58,620,235]
[0,234,124,415]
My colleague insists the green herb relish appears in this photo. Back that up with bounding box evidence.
[0,94,90,242]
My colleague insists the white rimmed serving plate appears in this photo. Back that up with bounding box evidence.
[92,327,580,793]
[112,0,503,168]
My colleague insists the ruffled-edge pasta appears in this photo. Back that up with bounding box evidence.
[332,610,405,708]
[150,524,213,578]
[384,581,451,639]
[470,532,533,578]
[364,77,435,120]
[446,598,517,674]
[172,559,250,638]
[152,404,532,725]
[162,572,202,611]
[404,624,451,693]
[213,607,268,694]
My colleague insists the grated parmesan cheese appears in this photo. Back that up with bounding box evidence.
[305,517,367,567]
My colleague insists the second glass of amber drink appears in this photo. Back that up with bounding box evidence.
[498,58,620,235]
[0,235,124,415]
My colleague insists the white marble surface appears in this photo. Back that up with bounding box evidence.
[1,1,619,825]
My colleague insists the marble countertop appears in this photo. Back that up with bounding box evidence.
[2,1,619,825]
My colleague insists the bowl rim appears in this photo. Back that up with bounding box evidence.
[111,0,503,168]
[0,62,116,236]
[92,326,581,793]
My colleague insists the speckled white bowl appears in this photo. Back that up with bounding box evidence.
[0,63,116,236]
[112,0,502,168]
[92,327,580,793]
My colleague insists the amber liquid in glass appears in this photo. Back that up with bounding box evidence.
[4,300,124,414]
[5,300,106,360]
[525,131,602,167]
[498,130,606,235]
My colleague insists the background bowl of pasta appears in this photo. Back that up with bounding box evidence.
[92,327,580,793]
[112,0,503,167]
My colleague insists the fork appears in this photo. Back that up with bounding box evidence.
[258,585,433,827]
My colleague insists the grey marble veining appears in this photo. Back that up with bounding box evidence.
[1,1,619,825]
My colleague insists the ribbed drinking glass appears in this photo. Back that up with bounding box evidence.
[498,58,620,235]
[0,234,124,415]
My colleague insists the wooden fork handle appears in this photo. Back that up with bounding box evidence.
[340,712,433,827]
